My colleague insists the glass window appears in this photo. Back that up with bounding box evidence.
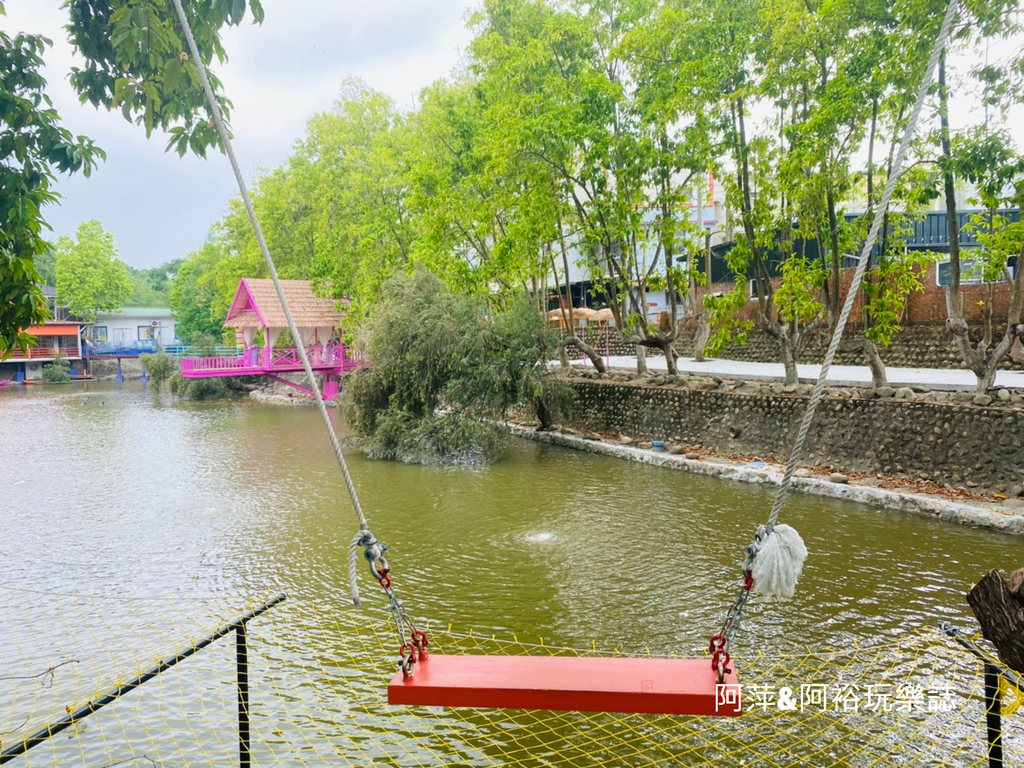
[936,257,996,286]
[138,325,156,341]
[92,326,108,342]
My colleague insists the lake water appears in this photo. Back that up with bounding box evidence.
[0,382,1020,766]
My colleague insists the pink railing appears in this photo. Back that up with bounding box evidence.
[7,345,81,360]
[181,346,363,376]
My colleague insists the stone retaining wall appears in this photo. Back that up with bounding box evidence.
[88,358,145,380]
[673,324,1024,371]
[564,376,1024,496]
[563,322,1023,371]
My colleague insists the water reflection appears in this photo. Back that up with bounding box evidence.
[1,382,1020,765]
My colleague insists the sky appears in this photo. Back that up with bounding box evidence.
[0,1,476,269]
[2,4,1022,271]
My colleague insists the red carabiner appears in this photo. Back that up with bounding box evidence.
[412,629,429,659]
[378,569,392,589]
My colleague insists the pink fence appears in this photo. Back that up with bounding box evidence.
[181,346,364,377]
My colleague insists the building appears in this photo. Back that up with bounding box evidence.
[180,278,357,399]
[88,307,178,351]
[1,287,86,382]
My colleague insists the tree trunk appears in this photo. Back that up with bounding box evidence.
[694,313,711,362]
[658,337,677,375]
[557,338,570,369]
[534,395,554,431]
[635,342,648,375]
[566,335,606,373]
[1011,337,1024,365]
[966,569,1024,673]
[861,337,887,388]
[780,333,798,386]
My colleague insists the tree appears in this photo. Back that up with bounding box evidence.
[345,265,557,464]
[0,8,103,356]
[169,239,230,342]
[140,350,176,390]
[126,258,182,306]
[55,220,131,321]
[0,0,263,355]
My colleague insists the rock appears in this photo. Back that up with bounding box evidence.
[639,441,653,450]
[770,383,785,394]
[783,383,799,394]
[876,386,896,398]
[954,391,975,402]
[668,445,684,455]
[998,389,1011,402]
[829,473,850,484]
[794,468,813,478]
[895,387,915,400]
[619,435,633,445]
[685,452,701,460]
[858,388,876,399]
[857,478,885,488]
[973,394,993,406]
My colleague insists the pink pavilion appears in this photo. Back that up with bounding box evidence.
[180,278,360,399]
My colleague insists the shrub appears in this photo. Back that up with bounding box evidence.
[140,351,177,391]
[42,354,72,384]
[169,371,230,400]
[344,265,554,465]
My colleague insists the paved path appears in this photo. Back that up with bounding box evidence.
[572,355,1024,391]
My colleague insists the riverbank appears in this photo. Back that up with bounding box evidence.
[248,387,338,407]
[510,424,1024,535]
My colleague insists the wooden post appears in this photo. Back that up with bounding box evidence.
[984,663,1004,768]
[966,569,1024,674]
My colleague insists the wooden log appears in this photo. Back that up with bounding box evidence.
[1010,568,1024,605]
[967,569,1024,674]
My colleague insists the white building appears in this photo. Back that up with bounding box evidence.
[91,307,178,348]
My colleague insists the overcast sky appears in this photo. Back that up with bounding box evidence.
[1,1,475,269]
[2,4,1022,271]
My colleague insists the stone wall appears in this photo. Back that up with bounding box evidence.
[564,376,1024,496]
[673,323,1024,371]
[88,358,145,380]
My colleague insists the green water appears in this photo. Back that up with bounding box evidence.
[0,382,1020,766]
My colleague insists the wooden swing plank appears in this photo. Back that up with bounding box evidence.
[387,655,741,716]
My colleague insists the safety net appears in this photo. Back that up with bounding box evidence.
[1,586,1021,767]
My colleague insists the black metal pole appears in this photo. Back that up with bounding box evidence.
[984,663,1003,768]
[0,593,286,764]
[237,623,251,768]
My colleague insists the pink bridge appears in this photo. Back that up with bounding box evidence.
[181,345,363,399]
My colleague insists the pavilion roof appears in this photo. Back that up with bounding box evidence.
[224,279,346,330]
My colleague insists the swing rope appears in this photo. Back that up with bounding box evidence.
[170,0,425,671]
[710,0,960,682]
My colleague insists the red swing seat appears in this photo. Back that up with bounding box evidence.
[388,654,741,716]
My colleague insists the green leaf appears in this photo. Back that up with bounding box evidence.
[249,0,265,24]
[163,57,183,96]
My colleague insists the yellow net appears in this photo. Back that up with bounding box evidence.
[2,585,1021,767]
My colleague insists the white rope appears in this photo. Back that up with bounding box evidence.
[718,0,960,653]
[170,0,373,607]
[764,0,960,531]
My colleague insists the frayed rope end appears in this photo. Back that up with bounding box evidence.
[751,524,808,598]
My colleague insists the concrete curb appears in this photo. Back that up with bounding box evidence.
[509,425,1024,536]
